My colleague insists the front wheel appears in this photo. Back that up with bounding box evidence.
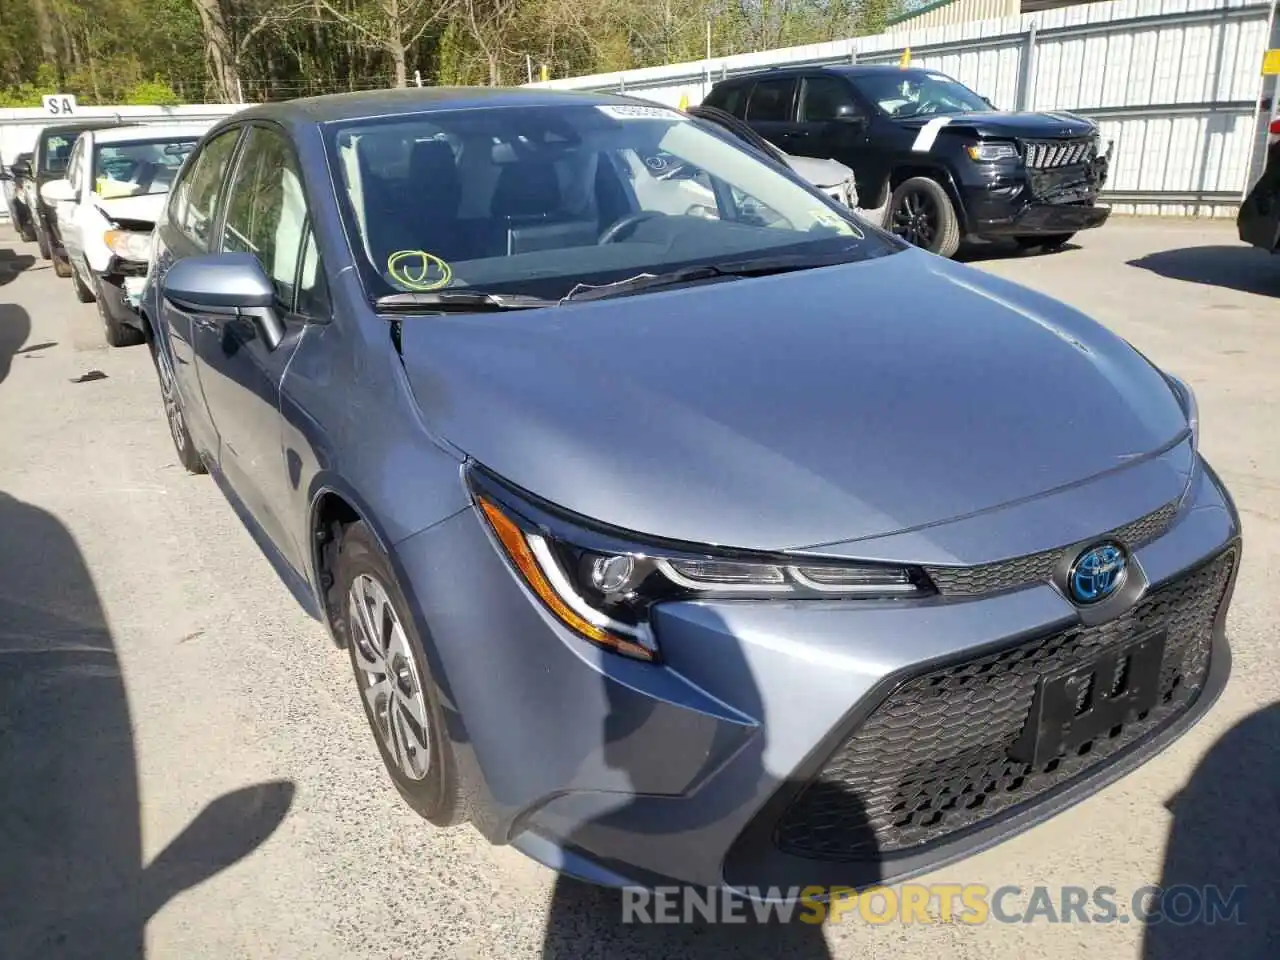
[95,276,145,347]
[333,522,467,826]
[888,176,961,258]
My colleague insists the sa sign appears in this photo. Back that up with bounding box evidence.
[41,94,77,116]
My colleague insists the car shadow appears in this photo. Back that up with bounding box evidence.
[538,608,882,958]
[955,238,1083,262]
[1127,246,1280,298]
[1142,702,1280,960]
[0,490,296,959]
[0,302,32,385]
[0,246,36,286]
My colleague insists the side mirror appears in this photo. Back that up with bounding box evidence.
[10,159,31,180]
[831,105,867,128]
[40,178,76,204]
[163,253,285,350]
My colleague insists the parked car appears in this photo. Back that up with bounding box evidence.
[40,123,208,346]
[23,119,127,272]
[686,104,860,210]
[703,64,1112,257]
[139,88,1237,896]
[0,151,37,242]
[1237,117,1280,253]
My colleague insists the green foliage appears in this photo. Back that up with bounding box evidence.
[0,0,905,105]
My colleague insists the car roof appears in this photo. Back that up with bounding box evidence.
[92,123,212,144]
[227,86,651,127]
[716,65,950,85]
[39,119,125,137]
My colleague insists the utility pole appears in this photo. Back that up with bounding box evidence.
[526,54,534,84]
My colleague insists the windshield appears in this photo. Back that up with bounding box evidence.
[93,137,198,199]
[851,71,991,120]
[325,102,898,302]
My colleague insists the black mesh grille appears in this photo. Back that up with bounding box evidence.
[774,549,1234,862]
[1024,137,1097,169]
[925,500,1179,598]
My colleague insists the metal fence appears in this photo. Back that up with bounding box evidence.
[527,0,1278,217]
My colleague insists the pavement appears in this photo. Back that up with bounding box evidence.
[0,219,1277,960]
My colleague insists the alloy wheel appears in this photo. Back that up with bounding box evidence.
[891,188,939,248]
[348,573,432,781]
[157,354,187,454]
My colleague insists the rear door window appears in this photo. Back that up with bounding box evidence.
[745,78,798,123]
[169,127,243,251]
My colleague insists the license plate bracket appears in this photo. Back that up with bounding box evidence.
[1011,630,1166,769]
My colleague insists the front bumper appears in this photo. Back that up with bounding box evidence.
[392,452,1239,893]
[959,154,1111,237]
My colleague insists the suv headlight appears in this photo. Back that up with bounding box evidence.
[104,229,153,263]
[470,468,932,662]
[965,141,1019,162]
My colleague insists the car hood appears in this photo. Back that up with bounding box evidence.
[93,191,165,225]
[785,154,854,188]
[897,110,1097,139]
[398,250,1187,552]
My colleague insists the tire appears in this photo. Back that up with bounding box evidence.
[332,522,467,827]
[95,276,145,347]
[53,251,73,279]
[36,224,51,261]
[72,262,96,302]
[888,176,961,258]
[17,212,37,243]
[1014,232,1076,251]
[150,337,207,474]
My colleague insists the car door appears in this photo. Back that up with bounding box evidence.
[48,134,85,257]
[193,122,319,571]
[742,76,798,152]
[155,125,247,461]
[793,75,875,198]
[60,134,92,271]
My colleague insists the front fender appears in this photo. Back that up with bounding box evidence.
[80,203,113,273]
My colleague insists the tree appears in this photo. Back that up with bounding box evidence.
[315,0,458,87]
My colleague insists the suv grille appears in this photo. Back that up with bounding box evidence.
[924,499,1180,598]
[774,549,1234,862]
[1024,138,1096,169]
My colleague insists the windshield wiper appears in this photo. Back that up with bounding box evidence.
[375,290,557,313]
[561,253,850,303]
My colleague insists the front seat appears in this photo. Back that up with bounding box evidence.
[361,138,464,265]
[490,160,598,256]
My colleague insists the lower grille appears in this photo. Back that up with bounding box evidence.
[1024,137,1097,169]
[775,550,1235,861]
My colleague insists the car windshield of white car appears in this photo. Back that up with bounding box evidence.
[94,138,199,199]
[853,72,991,120]
[326,103,900,302]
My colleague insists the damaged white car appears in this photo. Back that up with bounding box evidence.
[39,123,210,346]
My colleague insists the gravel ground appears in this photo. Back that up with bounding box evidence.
[0,219,1276,960]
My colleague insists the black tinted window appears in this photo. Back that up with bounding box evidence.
[220,127,310,309]
[171,127,241,250]
[704,83,747,117]
[801,76,857,122]
[41,132,80,174]
[745,78,796,122]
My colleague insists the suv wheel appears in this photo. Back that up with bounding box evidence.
[95,276,145,347]
[332,522,467,827]
[72,262,96,302]
[889,176,961,258]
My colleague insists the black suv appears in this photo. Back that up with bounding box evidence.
[704,64,1111,257]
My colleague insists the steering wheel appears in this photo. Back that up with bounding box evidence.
[598,210,664,244]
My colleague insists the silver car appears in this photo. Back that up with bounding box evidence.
[140,87,1240,897]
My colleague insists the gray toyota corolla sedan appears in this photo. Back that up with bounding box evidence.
[138,87,1240,895]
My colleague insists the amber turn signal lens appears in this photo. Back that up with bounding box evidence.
[476,497,655,661]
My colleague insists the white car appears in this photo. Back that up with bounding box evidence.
[39,122,211,346]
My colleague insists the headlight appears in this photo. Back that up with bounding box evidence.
[965,141,1019,162]
[1164,373,1199,454]
[471,470,932,663]
[104,229,153,263]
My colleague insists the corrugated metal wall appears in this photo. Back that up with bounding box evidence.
[527,0,1274,216]
[887,0,1022,32]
